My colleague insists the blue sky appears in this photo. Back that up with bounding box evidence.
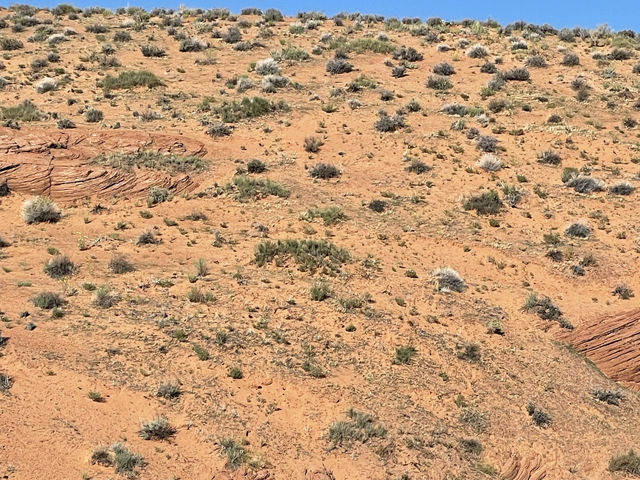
[3,0,639,31]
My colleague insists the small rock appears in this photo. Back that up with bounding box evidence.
[25,322,36,331]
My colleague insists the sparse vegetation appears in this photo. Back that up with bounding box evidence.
[92,151,208,174]
[255,239,350,272]
[609,451,640,475]
[228,175,289,200]
[109,254,134,274]
[157,382,181,399]
[101,70,164,92]
[301,206,346,225]
[304,136,323,153]
[613,284,634,300]
[1,100,44,123]
[328,408,387,447]
[0,11,638,477]
[593,388,624,406]
[215,96,289,123]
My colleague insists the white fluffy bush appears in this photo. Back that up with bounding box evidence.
[47,33,68,45]
[433,267,466,293]
[21,196,61,224]
[477,153,501,172]
[35,77,57,94]
[255,58,280,76]
[466,43,488,58]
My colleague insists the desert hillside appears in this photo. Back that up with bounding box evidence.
[2,5,640,480]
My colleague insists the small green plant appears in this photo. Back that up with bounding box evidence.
[393,346,417,365]
[527,402,551,428]
[463,190,503,215]
[112,442,145,474]
[593,388,624,406]
[459,407,488,433]
[32,291,64,309]
[137,230,159,245]
[228,175,289,200]
[186,287,215,303]
[0,37,24,50]
[139,415,175,440]
[486,319,504,335]
[220,438,247,470]
[523,292,562,320]
[309,163,340,179]
[88,391,104,402]
[84,108,103,123]
[93,285,118,308]
[427,75,453,90]
[147,187,172,207]
[194,258,208,277]
[109,254,134,274]
[172,329,187,341]
[193,344,210,360]
[609,450,640,475]
[43,255,76,278]
[157,382,181,399]
[91,446,113,467]
[310,280,331,301]
[301,206,346,225]
[328,408,387,448]
[613,284,634,299]
[229,367,243,379]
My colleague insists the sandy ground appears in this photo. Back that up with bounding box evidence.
[1,7,640,480]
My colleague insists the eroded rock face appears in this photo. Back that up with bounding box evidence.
[0,127,207,201]
[564,308,640,391]
[304,465,336,480]
[211,468,271,480]
[501,453,549,480]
